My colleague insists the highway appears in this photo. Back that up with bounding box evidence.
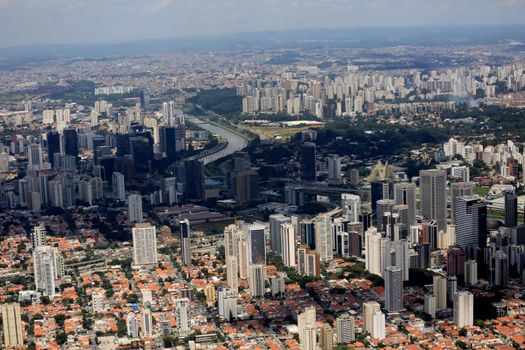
[186,115,249,164]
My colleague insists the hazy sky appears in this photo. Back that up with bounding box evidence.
[0,0,524,47]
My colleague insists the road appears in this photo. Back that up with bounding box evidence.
[186,115,249,164]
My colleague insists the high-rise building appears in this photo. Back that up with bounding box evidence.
[112,172,126,200]
[453,291,474,328]
[269,214,290,255]
[504,191,518,227]
[126,312,139,338]
[204,283,216,305]
[132,223,158,267]
[394,182,416,225]
[336,313,355,343]
[128,194,143,224]
[327,155,342,184]
[365,227,391,277]
[217,288,237,321]
[63,128,79,163]
[180,219,192,266]
[1,303,24,348]
[420,169,447,232]
[450,182,473,223]
[464,259,478,286]
[34,246,63,298]
[447,245,466,277]
[319,323,334,350]
[315,213,333,262]
[183,159,204,201]
[433,274,447,311]
[298,306,317,350]
[231,169,259,204]
[247,224,266,265]
[384,266,403,313]
[341,193,361,223]
[394,239,410,281]
[424,294,436,319]
[455,195,487,249]
[297,245,320,278]
[31,222,47,249]
[248,264,266,298]
[371,311,386,340]
[175,298,190,336]
[280,223,296,267]
[363,301,381,334]
[141,308,153,337]
[130,135,153,173]
[27,143,43,170]
[300,142,316,181]
[491,250,508,287]
[371,180,392,224]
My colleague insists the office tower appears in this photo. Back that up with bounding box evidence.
[433,275,447,311]
[424,294,436,318]
[384,266,403,312]
[491,250,508,287]
[327,155,342,183]
[420,169,447,232]
[130,136,153,173]
[447,245,466,277]
[448,276,458,304]
[112,172,126,200]
[31,222,46,249]
[371,311,386,340]
[246,224,265,265]
[341,193,361,222]
[248,264,266,298]
[269,214,290,255]
[183,159,204,201]
[363,301,381,334]
[453,291,474,328]
[280,223,296,267]
[300,142,316,181]
[320,323,334,350]
[1,303,24,348]
[394,182,416,225]
[365,227,391,277]
[455,195,487,249]
[127,312,139,338]
[48,179,64,208]
[371,180,392,224]
[128,193,143,224]
[27,143,43,170]
[218,288,237,321]
[504,191,518,227]
[298,306,317,350]
[175,298,190,336]
[179,219,192,266]
[34,246,63,298]
[336,314,355,343]
[231,168,259,204]
[376,199,395,232]
[63,128,79,162]
[301,218,316,249]
[315,213,333,262]
[159,126,177,160]
[394,239,410,281]
[132,223,158,267]
[450,182,473,223]
[141,308,153,337]
[464,259,478,286]
[297,245,321,278]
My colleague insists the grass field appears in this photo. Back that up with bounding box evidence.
[473,186,490,197]
[242,126,305,141]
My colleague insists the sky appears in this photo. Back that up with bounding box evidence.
[0,0,525,48]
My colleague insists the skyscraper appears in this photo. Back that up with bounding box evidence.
[455,195,487,249]
[34,246,63,298]
[464,259,478,286]
[447,245,466,277]
[433,274,447,311]
[128,193,143,224]
[141,308,153,337]
[217,288,237,321]
[363,301,381,334]
[371,311,385,340]
[371,180,392,224]
[420,169,447,232]
[280,223,296,267]
[491,250,508,287]
[132,223,158,267]
[453,291,474,327]
[394,182,416,225]
[1,303,24,348]
[175,298,190,336]
[450,182,473,223]
[319,323,334,350]
[63,128,79,163]
[300,142,316,181]
[315,213,333,262]
[27,143,43,170]
[231,169,259,204]
[183,159,204,201]
[126,312,139,338]
[341,193,361,223]
[384,266,403,312]
[504,191,518,227]
[298,306,317,350]
[327,154,342,184]
[269,214,290,255]
[112,172,126,200]
[130,136,153,173]
[31,222,47,249]
[248,264,266,298]
[180,219,192,266]
[336,313,355,343]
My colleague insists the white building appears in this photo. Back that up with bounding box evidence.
[132,223,158,267]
